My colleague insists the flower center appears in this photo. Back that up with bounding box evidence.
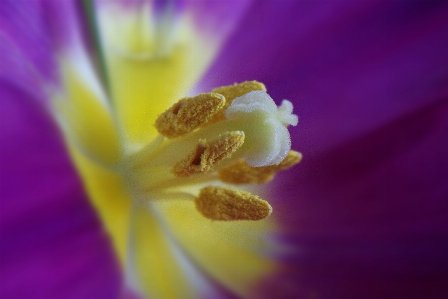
[99,0,183,60]
[122,81,300,221]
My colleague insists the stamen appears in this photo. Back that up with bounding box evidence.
[207,81,266,123]
[218,150,302,184]
[172,131,245,177]
[195,186,272,221]
[155,93,225,138]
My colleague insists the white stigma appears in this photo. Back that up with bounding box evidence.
[224,91,298,167]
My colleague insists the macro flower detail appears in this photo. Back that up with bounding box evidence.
[54,75,300,298]
[61,74,300,298]
[2,0,448,299]
[0,0,302,296]
[19,1,302,297]
[123,81,299,222]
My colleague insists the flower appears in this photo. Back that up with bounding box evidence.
[1,1,299,298]
[1,1,448,299]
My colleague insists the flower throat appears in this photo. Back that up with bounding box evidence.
[122,81,301,221]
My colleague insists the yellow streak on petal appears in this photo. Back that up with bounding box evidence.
[69,148,199,299]
[155,92,225,138]
[106,48,190,146]
[54,62,121,166]
[156,199,280,297]
[100,20,217,148]
[130,203,199,299]
[219,150,302,184]
[195,186,272,221]
[68,147,130,264]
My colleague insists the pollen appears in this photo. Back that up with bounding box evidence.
[125,81,299,221]
[195,186,272,221]
[172,131,245,177]
[155,92,226,138]
[207,81,267,123]
[218,150,302,184]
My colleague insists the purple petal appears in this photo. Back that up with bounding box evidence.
[201,0,448,152]
[0,31,48,104]
[198,1,448,298]
[185,0,252,39]
[265,99,448,299]
[0,0,94,89]
[94,0,252,47]
[0,83,123,298]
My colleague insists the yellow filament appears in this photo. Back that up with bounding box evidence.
[218,150,302,184]
[155,93,226,138]
[172,131,245,177]
[195,186,272,221]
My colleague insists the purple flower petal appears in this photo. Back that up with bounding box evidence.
[185,0,252,39]
[0,31,47,105]
[3,0,448,298]
[0,0,95,90]
[0,0,58,85]
[264,99,448,299]
[201,0,448,152]
[198,0,448,297]
[0,83,123,298]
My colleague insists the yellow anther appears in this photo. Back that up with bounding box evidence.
[195,186,272,221]
[207,81,267,123]
[155,93,225,138]
[278,150,303,168]
[172,131,245,177]
[218,150,302,184]
[212,80,267,101]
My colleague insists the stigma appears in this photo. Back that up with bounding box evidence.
[125,81,300,221]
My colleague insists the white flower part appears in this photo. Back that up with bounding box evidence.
[225,91,298,167]
[225,90,278,117]
[277,100,299,126]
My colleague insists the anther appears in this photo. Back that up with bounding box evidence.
[207,81,267,124]
[155,93,225,138]
[172,131,245,177]
[218,150,302,184]
[195,186,272,221]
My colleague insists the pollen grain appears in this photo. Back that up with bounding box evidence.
[195,186,272,221]
[172,131,245,177]
[155,92,225,138]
